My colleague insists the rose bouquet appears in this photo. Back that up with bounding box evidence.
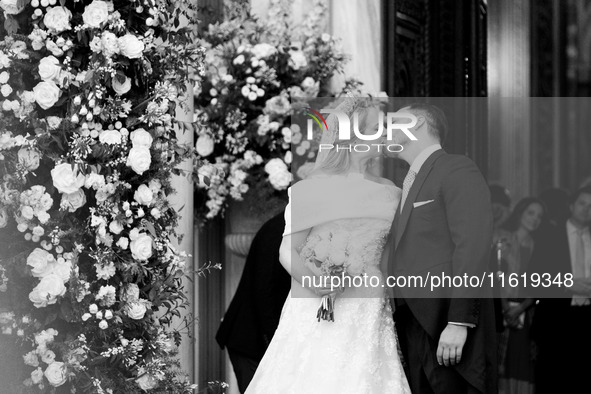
[0,0,207,392]
[300,229,367,322]
[193,0,360,221]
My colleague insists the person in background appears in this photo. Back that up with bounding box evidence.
[493,198,545,394]
[490,184,512,232]
[538,187,570,228]
[216,211,291,393]
[531,186,591,394]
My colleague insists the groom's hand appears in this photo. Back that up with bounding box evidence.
[436,324,468,367]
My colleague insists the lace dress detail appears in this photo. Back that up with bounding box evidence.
[245,181,410,394]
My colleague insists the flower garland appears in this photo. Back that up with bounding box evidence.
[0,0,204,392]
[193,0,360,221]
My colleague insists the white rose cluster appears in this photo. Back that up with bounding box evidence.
[126,128,153,175]
[251,43,277,59]
[27,249,74,308]
[264,158,292,190]
[17,185,53,227]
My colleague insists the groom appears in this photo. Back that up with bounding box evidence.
[385,103,497,394]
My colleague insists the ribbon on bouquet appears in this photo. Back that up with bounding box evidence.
[317,294,335,322]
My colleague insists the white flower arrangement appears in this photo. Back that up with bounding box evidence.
[0,0,206,391]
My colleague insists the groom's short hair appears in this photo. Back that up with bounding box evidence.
[406,103,448,143]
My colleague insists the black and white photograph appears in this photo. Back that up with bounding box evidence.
[0,0,590,393]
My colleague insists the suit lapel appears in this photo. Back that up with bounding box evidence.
[395,150,445,248]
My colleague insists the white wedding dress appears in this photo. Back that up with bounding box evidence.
[245,174,411,394]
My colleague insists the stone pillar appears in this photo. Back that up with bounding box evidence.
[170,89,196,380]
[487,0,532,201]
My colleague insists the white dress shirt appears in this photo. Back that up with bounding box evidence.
[567,220,591,306]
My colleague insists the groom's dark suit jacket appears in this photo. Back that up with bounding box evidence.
[389,149,497,394]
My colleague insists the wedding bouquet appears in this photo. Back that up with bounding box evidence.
[300,229,366,322]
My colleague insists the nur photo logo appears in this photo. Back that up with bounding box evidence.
[304,107,419,153]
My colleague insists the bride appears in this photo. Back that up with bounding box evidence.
[245,97,411,394]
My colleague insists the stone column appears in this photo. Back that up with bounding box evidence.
[487,0,532,201]
[170,89,196,380]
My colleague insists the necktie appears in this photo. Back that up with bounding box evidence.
[574,229,586,278]
[572,228,589,306]
[400,169,417,212]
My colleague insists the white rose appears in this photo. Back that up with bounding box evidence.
[41,349,56,364]
[98,129,121,145]
[129,128,153,147]
[31,368,44,384]
[98,320,108,329]
[23,351,39,367]
[0,71,8,84]
[51,163,85,194]
[45,40,64,57]
[288,50,308,70]
[126,146,151,175]
[130,233,152,261]
[84,173,105,189]
[38,56,61,81]
[33,81,60,110]
[116,237,129,250]
[195,135,214,157]
[82,0,109,28]
[43,7,72,33]
[118,34,144,59]
[27,248,55,278]
[29,274,66,308]
[126,301,147,320]
[18,148,41,171]
[268,170,292,190]
[134,184,153,206]
[0,0,26,15]
[46,116,62,130]
[109,221,123,235]
[251,43,277,59]
[112,75,131,95]
[264,158,288,176]
[60,189,86,212]
[44,361,67,387]
[100,31,119,57]
[136,373,158,391]
[48,259,71,283]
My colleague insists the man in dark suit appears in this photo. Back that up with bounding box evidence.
[216,211,291,393]
[531,186,591,394]
[386,103,497,394]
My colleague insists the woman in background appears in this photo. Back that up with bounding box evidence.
[493,197,545,394]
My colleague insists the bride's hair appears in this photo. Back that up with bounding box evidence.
[311,101,380,175]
